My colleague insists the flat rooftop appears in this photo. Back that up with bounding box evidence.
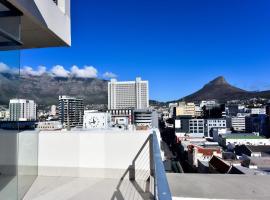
[167,173,270,200]
[223,134,265,139]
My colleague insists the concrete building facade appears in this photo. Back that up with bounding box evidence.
[59,96,84,128]
[206,119,227,137]
[189,119,205,135]
[108,77,149,110]
[231,113,248,132]
[9,99,36,121]
[176,102,196,117]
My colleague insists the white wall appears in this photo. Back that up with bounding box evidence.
[38,130,151,179]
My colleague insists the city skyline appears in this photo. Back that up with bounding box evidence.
[1,2,270,200]
[19,0,270,101]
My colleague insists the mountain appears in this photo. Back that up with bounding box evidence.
[0,73,108,106]
[179,76,270,102]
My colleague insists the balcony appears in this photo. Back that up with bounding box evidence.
[1,128,270,199]
[0,129,172,200]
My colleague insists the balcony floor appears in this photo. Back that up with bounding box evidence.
[23,176,153,200]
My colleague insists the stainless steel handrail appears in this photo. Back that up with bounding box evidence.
[152,131,172,200]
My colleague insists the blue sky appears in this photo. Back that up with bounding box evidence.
[20,0,270,101]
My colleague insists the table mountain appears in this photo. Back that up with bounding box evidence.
[0,73,108,106]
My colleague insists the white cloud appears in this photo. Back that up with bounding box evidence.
[21,65,46,76]
[71,65,98,78]
[51,65,70,77]
[0,63,103,79]
[103,71,117,79]
[0,62,10,73]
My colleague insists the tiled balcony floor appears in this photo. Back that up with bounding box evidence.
[23,176,153,200]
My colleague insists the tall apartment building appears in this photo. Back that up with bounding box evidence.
[108,77,149,110]
[9,99,36,121]
[59,96,84,128]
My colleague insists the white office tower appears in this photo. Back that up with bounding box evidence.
[9,99,37,121]
[108,77,149,109]
[59,96,84,128]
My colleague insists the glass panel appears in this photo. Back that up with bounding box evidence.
[0,50,20,200]
[0,132,18,200]
[0,16,21,43]
[17,130,38,199]
[0,10,38,200]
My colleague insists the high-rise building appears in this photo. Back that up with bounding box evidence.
[108,77,149,110]
[59,96,84,128]
[9,99,37,121]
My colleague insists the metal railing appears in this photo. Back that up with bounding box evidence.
[152,131,172,200]
[113,131,172,200]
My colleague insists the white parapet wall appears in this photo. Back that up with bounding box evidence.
[38,130,152,179]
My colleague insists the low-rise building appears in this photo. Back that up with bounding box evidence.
[176,102,196,117]
[37,121,63,131]
[187,144,222,168]
[200,100,218,109]
[189,119,205,137]
[219,134,270,147]
[108,109,133,125]
[133,109,159,130]
[206,119,227,137]
[209,155,242,174]
[231,113,249,132]
[235,145,270,157]
[250,108,266,115]
[83,110,111,129]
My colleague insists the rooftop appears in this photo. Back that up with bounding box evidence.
[247,145,270,154]
[167,173,270,200]
[223,134,265,139]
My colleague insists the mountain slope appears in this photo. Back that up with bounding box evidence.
[0,73,108,105]
[181,76,270,102]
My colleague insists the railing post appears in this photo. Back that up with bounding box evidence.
[129,164,135,181]
[149,134,154,177]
